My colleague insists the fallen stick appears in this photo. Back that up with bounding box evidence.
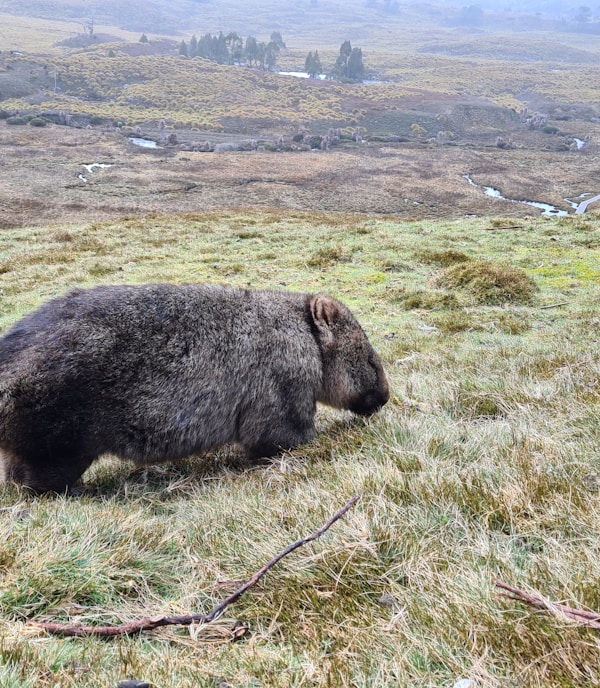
[30,495,360,638]
[495,580,600,629]
[483,225,524,231]
[539,302,569,310]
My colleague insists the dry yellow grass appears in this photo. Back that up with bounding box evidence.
[0,12,142,53]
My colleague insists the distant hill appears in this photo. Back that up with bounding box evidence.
[0,0,592,42]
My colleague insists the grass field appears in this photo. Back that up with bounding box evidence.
[1,209,599,687]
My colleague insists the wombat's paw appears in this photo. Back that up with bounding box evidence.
[66,484,91,497]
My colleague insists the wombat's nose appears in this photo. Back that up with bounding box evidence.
[351,388,389,416]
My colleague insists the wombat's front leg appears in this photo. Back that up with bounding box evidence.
[244,433,315,461]
[240,411,317,461]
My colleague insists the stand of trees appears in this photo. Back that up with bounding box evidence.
[305,41,365,82]
[178,31,365,82]
[179,31,285,70]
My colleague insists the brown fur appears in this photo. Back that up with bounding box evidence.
[0,283,389,492]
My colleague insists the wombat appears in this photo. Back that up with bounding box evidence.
[0,283,389,492]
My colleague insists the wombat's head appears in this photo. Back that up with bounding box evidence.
[311,295,389,416]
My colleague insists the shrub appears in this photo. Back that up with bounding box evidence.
[6,116,28,125]
[29,117,47,127]
[436,260,538,305]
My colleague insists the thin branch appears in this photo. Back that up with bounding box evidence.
[495,580,600,629]
[30,495,360,638]
[539,302,569,310]
[483,225,524,231]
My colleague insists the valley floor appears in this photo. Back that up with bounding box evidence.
[1,121,598,230]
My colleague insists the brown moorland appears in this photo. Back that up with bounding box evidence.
[0,118,598,229]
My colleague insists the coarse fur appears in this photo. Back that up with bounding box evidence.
[0,283,389,492]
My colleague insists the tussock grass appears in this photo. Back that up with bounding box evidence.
[436,260,539,306]
[1,211,600,686]
[388,287,461,311]
[306,244,352,269]
[415,249,472,266]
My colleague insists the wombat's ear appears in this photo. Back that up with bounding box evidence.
[310,295,339,342]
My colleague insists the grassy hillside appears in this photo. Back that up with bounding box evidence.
[1,209,600,687]
[2,0,600,132]
[3,44,600,135]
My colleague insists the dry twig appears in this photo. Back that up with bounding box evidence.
[539,302,569,310]
[483,225,524,231]
[29,495,360,638]
[495,580,600,629]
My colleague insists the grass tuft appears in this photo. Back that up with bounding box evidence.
[415,249,472,266]
[388,287,461,310]
[436,259,539,305]
[306,244,352,269]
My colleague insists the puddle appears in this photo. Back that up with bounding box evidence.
[277,71,386,84]
[129,137,159,148]
[278,71,325,79]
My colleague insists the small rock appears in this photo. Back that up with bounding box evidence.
[117,681,150,688]
[453,680,474,688]
[377,593,398,608]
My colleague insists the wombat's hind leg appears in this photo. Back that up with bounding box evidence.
[237,394,318,461]
[1,449,93,494]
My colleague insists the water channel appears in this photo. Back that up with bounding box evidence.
[463,175,597,216]
[78,162,113,183]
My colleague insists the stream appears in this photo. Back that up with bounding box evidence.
[463,175,597,216]
[78,163,113,183]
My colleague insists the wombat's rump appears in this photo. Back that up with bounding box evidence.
[0,283,389,492]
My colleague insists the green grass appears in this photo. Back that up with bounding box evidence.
[1,210,600,687]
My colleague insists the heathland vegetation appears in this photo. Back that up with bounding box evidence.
[0,1,600,686]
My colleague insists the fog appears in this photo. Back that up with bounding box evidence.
[3,0,599,35]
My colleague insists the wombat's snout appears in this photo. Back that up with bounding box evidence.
[350,385,390,416]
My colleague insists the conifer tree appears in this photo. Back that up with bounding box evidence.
[347,47,364,81]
